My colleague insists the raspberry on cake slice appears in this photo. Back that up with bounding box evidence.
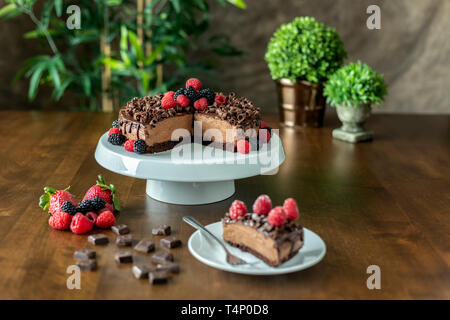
[222,196,304,267]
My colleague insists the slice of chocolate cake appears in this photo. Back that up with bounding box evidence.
[222,197,304,267]
[118,95,193,154]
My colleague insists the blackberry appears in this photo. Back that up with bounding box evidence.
[77,199,94,214]
[112,120,119,128]
[200,88,215,105]
[133,139,147,154]
[173,88,185,101]
[185,86,201,102]
[90,196,106,211]
[61,201,77,215]
[108,133,126,146]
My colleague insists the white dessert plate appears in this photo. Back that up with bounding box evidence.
[187,221,326,275]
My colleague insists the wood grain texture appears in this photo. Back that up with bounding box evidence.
[0,111,449,299]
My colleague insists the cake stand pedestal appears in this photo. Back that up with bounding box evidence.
[94,133,285,205]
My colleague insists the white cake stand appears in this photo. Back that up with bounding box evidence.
[94,133,285,205]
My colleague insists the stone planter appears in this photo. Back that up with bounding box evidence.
[332,103,373,142]
[275,79,326,128]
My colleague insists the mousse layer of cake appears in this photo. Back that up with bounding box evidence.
[222,212,304,267]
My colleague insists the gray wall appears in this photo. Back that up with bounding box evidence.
[0,0,449,113]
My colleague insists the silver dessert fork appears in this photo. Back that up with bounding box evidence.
[183,216,249,266]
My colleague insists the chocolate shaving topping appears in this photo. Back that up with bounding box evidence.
[198,92,261,128]
[119,93,189,128]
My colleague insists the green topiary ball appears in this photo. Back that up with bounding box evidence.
[265,17,347,84]
[324,61,388,108]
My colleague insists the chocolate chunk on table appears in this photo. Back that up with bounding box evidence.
[134,239,155,253]
[74,248,96,260]
[88,234,109,245]
[77,259,97,271]
[132,264,154,279]
[116,234,133,247]
[115,250,133,263]
[160,236,181,249]
[149,270,168,285]
[112,224,130,235]
[151,250,174,264]
[152,224,171,236]
[157,262,180,274]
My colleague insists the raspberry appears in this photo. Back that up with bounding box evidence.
[237,140,251,154]
[112,120,119,128]
[108,128,120,136]
[85,211,98,224]
[133,139,147,154]
[48,211,73,230]
[96,210,116,229]
[229,200,247,219]
[215,94,226,105]
[260,121,268,129]
[268,206,287,226]
[176,94,190,107]
[108,133,126,146]
[162,91,176,109]
[124,139,135,152]
[283,198,299,220]
[193,97,208,111]
[185,78,202,91]
[252,194,272,215]
[70,213,94,234]
[259,128,271,143]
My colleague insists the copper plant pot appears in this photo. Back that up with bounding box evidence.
[276,78,326,128]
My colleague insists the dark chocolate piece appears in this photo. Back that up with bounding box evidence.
[149,270,168,284]
[74,248,96,260]
[116,234,133,247]
[77,259,97,271]
[115,250,133,263]
[160,236,181,249]
[111,224,130,235]
[151,250,173,264]
[88,234,109,245]
[132,264,154,279]
[152,224,171,236]
[134,239,155,253]
[157,262,180,274]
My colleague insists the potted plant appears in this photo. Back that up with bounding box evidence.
[265,17,347,127]
[324,61,388,142]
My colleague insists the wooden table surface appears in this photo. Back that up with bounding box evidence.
[0,110,449,299]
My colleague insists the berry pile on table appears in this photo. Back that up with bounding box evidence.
[39,175,120,234]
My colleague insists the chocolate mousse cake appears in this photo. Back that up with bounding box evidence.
[111,78,265,154]
[222,196,304,267]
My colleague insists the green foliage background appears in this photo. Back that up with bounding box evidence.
[324,61,388,108]
[265,16,347,85]
[0,0,246,110]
